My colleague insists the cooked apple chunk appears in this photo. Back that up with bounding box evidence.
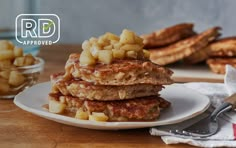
[8,71,25,86]
[13,57,25,66]
[126,50,138,59]
[98,50,113,64]
[75,108,89,120]
[89,112,109,122]
[13,47,23,57]
[24,54,36,66]
[80,50,96,66]
[104,32,119,41]
[0,50,14,60]
[112,49,125,59]
[0,40,14,50]
[49,100,66,114]
[0,70,10,79]
[103,45,113,50]
[120,29,135,44]
[82,40,91,51]
[89,45,101,59]
[0,60,12,69]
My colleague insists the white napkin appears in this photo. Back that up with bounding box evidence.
[150,65,236,147]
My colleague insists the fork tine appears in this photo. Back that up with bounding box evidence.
[170,129,191,136]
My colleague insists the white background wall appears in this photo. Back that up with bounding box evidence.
[0,0,236,43]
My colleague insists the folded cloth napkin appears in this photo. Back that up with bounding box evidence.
[150,65,236,147]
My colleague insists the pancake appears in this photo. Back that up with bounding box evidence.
[48,93,170,121]
[184,37,236,64]
[183,46,211,64]
[207,58,236,74]
[51,73,163,101]
[64,53,173,85]
[141,23,196,48]
[208,37,236,57]
[149,27,221,65]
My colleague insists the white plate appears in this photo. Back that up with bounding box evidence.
[169,64,224,82]
[14,82,210,130]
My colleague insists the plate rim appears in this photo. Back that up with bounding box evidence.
[14,82,210,130]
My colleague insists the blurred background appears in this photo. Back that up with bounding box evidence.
[0,0,235,43]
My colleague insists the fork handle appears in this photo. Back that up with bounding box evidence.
[211,102,232,120]
[224,94,236,109]
[210,94,236,120]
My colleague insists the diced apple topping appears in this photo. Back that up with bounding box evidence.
[79,29,150,66]
[75,108,89,120]
[112,49,125,59]
[98,50,113,64]
[120,29,135,44]
[79,50,96,66]
[8,71,25,86]
[88,112,109,122]
[49,100,66,114]
[0,40,37,94]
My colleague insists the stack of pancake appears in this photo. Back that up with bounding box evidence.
[206,37,236,74]
[141,23,236,74]
[142,23,221,66]
[48,30,173,122]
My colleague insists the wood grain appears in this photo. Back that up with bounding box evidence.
[0,45,197,148]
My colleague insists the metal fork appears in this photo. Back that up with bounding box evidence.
[170,93,236,138]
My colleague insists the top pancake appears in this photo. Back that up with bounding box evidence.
[64,53,173,85]
[141,23,196,48]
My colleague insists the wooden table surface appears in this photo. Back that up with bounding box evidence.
[0,45,197,148]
